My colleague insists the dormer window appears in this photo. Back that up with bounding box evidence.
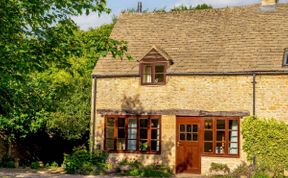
[284,49,288,65]
[141,62,166,85]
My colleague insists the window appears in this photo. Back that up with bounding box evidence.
[104,116,161,154]
[203,117,239,156]
[140,63,166,85]
[284,49,288,65]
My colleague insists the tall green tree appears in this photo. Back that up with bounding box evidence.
[0,0,129,157]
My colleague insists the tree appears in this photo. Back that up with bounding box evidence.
[171,3,212,12]
[0,0,129,157]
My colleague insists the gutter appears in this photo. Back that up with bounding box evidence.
[91,76,97,153]
[252,73,257,117]
[92,70,288,78]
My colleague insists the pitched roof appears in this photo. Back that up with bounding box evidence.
[93,3,288,75]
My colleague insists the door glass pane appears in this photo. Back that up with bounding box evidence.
[140,119,148,127]
[193,125,198,132]
[129,118,137,127]
[204,119,213,129]
[151,119,159,128]
[216,142,225,154]
[180,133,185,140]
[140,129,147,139]
[118,118,125,127]
[106,128,114,139]
[186,125,192,132]
[229,143,238,154]
[107,118,114,127]
[151,129,159,139]
[140,140,148,151]
[204,131,213,141]
[229,120,238,130]
[186,133,192,140]
[117,139,126,150]
[193,133,198,141]
[128,128,137,139]
[151,140,160,151]
[118,129,125,138]
[216,131,225,141]
[128,140,136,151]
[106,139,114,149]
[204,142,213,152]
[217,119,225,129]
[180,125,185,132]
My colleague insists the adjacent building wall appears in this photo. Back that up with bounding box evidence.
[92,75,288,173]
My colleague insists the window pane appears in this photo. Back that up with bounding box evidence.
[193,125,198,132]
[186,125,192,132]
[229,131,238,142]
[117,139,126,150]
[229,120,238,130]
[129,118,137,127]
[128,140,136,151]
[143,65,152,83]
[229,143,238,154]
[128,128,137,139]
[217,119,225,129]
[106,139,114,150]
[118,118,125,127]
[151,119,159,128]
[155,65,165,73]
[155,74,164,83]
[204,131,213,141]
[180,133,185,140]
[118,129,125,138]
[107,118,114,127]
[106,128,114,139]
[216,142,225,154]
[204,119,213,129]
[151,129,159,139]
[186,133,192,140]
[151,140,160,151]
[204,142,213,152]
[140,129,147,139]
[216,131,225,141]
[193,133,198,141]
[140,140,148,151]
[140,119,148,127]
[180,125,185,132]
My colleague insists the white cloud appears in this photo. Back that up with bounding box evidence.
[72,13,113,31]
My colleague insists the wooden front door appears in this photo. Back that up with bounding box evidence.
[176,117,202,174]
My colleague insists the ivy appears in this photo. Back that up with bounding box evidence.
[242,116,288,175]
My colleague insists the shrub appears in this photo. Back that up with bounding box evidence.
[50,161,59,168]
[30,161,40,169]
[1,155,15,168]
[242,116,288,175]
[209,162,230,174]
[230,162,252,177]
[62,147,107,175]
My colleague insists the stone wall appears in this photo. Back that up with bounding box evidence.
[92,75,288,174]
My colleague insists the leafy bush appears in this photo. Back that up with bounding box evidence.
[242,116,288,175]
[31,162,41,169]
[62,147,107,175]
[1,155,15,168]
[230,162,251,177]
[50,161,59,168]
[209,162,230,174]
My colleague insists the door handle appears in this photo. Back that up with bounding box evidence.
[177,141,181,146]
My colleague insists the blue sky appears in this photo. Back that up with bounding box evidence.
[72,0,288,30]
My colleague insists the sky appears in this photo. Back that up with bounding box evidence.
[72,0,288,30]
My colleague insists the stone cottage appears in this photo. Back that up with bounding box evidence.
[90,0,288,174]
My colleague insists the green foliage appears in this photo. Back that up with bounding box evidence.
[1,155,15,168]
[209,162,230,174]
[31,162,41,169]
[242,116,288,175]
[171,3,212,12]
[62,147,107,175]
[230,162,251,177]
